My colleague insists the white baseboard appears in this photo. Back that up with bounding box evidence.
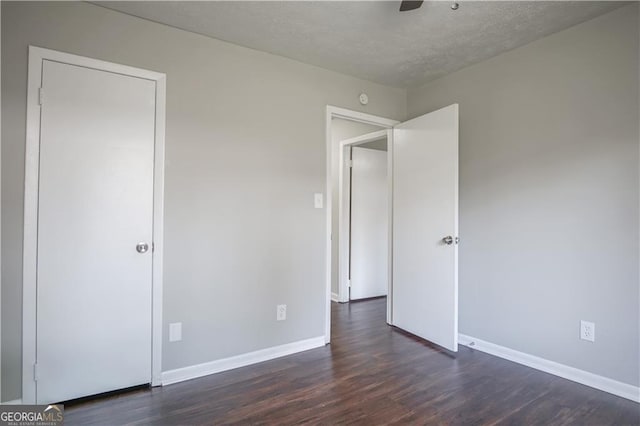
[331,292,339,302]
[458,334,640,403]
[161,336,326,386]
[0,399,22,405]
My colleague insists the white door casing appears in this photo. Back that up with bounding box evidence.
[350,147,388,300]
[22,47,166,404]
[391,104,459,352]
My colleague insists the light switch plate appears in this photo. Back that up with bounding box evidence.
[314,193,323,209]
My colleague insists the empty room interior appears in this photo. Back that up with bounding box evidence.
[1,1,639,424]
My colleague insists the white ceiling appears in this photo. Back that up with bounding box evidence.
[95,1,625,88]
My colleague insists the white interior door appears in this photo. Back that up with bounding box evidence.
[350,146,388,300]
[391,104,459,352]
[36,60,156,403]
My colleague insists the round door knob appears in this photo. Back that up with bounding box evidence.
[442,236,453,245]
[136,242,149,253]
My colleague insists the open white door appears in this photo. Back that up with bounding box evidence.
[391,104,459,352]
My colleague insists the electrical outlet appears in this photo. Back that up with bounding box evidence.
[169,322,182,342]
[580,320,595,342]
[277,304,287,321]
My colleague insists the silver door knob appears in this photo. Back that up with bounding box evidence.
[442,236,454,245]
[136,242,149,253]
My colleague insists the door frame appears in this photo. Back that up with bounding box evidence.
[338,130,390,305]
[325,106,398,343]
[22,46,166,403]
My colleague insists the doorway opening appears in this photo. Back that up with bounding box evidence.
[325,105,460,353]
[325,107,398,343]
[339,131,390,305]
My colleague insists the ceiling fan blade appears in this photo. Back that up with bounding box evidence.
[399,0,424,12]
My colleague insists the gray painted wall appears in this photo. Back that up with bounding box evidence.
[0,1,406,400]
[408,4,639,386]
[330,119,384,295]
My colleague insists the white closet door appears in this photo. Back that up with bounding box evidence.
[392,104,459,352]
[350,147,388,300]
[36,60,155,403]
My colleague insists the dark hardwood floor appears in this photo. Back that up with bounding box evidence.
[66,298,639,425]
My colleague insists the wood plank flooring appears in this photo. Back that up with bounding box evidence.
[65,298,639,425]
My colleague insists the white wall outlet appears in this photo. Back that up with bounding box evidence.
[169,322,182,342]
[580,320,595,342]
[277,304,287,321]
[314,193,323,209]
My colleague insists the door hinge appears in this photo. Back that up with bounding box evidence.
[34,363,38,381]
[346,159,353,168]
[347,279,351,288]
[38,88,44,106]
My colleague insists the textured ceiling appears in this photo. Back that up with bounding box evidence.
[95,1,625,88]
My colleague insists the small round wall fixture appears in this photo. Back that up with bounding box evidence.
[451,2,459,10]
[359,93,369,105]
